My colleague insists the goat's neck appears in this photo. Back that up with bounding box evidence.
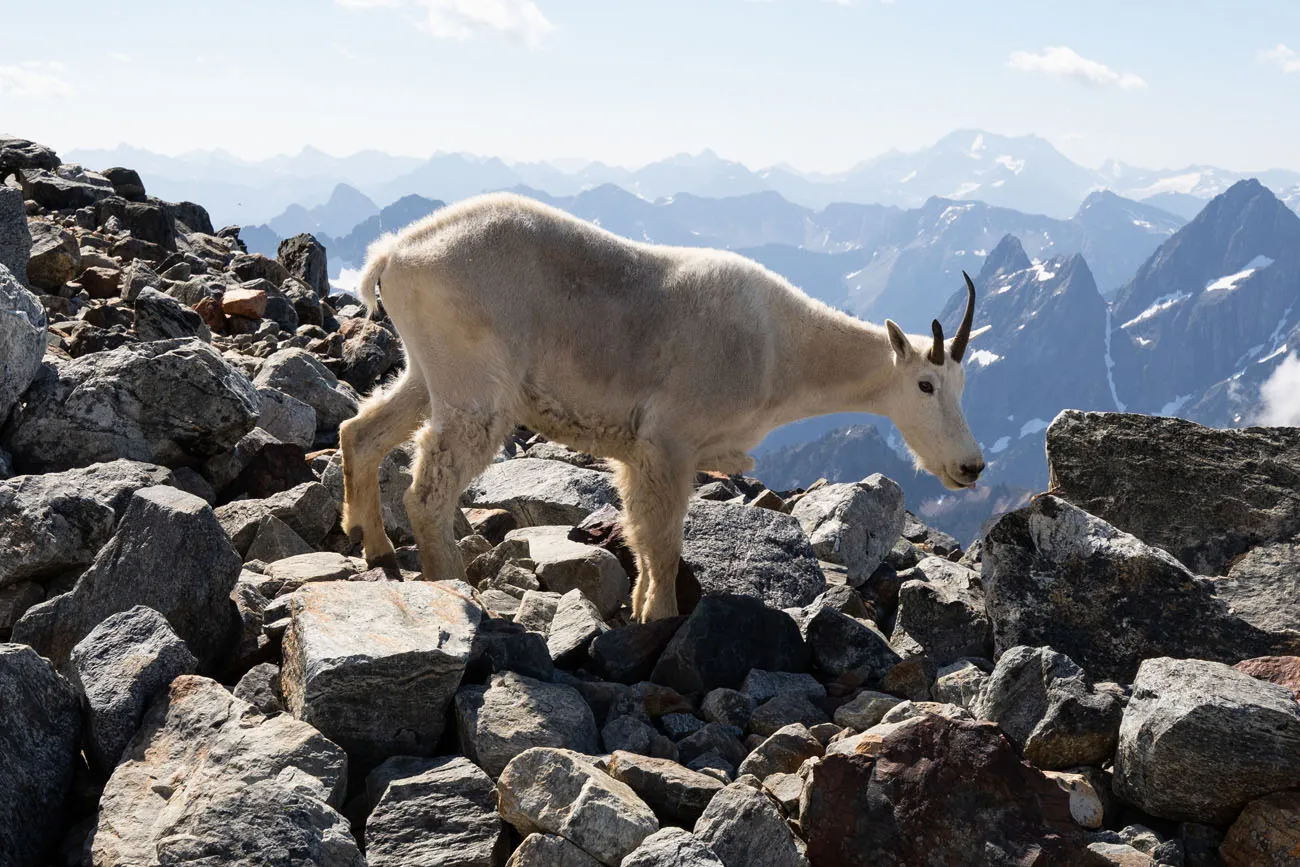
[769,309,897,426]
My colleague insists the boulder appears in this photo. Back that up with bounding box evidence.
[69,605,198,773]
[736,723,823,779]
[681,499,826,609]
[364,755,508,867]
[1212,539,1300,634]
[244,515,315,563]
[622,828,726,867]
[1113,657,1300,825]
[547,588,610,666]
[260,552,362,597]
[701,688,755,730]
[832,689,904,729]
[507,834,603,867]
[591,616,686,684]
[0,186,30,286]
[253,348,358,435]
[456,672,600,777]
[89,675,359,867]
[134,287,209,341]
[0,644,81,867]
[222,285,268,319]
[0,263,46,423]
[278,233,330,297]
[693,779,808,867]
[0,581,42,639]
[971,645,1123,770]
[800,596,900,687]
[101,166,145,200]
[281,580,480,762]
[1234,655,1300,698]
[466,618,555,682]
[497,747,660,865]
[230,252,290,286]
[0,136,60,176]
[607,751,726,828]
[0,459,176,586]
[1220,790,1300,867]
[233,662,285,716]
[12,486,241,669]
[982,496,1296,682]
[463,458,620,527]
[740,669,826,705]
[338,317,398,392]
[931,659,989,710]
[802,714,1092,866]
[215,481,339,552]
[1047,411,1300,575]
[514,589,562,634]
[507,526,630,617]
[651,595,809,695]
[20,167,114,210]
[25,219,80,290]
[255,386,317,449]
[4,338,261,473]
[749,693,830,737]
[893,556,993,666]
[790,475,905,586]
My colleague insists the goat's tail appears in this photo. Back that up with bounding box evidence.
[357,232,399,313]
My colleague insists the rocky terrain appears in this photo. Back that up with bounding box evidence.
[2,135,1300,866]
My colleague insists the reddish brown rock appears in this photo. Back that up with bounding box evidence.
[1221,790,1300,866]
[221,286,268,319]
[1234,656,1300,699]
[79,265,121,299]
[802,713,1093,866]
[193,296,225,331]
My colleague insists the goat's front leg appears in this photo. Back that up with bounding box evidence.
[617,448,693,622]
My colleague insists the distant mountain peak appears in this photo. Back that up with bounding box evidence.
[978,234,1033,283]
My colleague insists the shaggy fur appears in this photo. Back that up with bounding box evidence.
[342,192,983,622]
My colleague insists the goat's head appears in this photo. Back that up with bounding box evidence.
[881,272,985,491]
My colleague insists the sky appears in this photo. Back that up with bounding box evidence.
[3,0,1299,173]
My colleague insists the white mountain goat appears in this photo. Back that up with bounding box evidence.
[341,193,984,622]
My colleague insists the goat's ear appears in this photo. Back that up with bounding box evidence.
[886,320,911,361]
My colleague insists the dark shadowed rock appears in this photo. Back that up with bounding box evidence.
[0,136,60,176]
[693,778,808,867]
[651,596,809,695]
[456,672,600,777]
[364,755,508,867]
[608,751,726,828]
[101,167,145,200]
[800,596,900,688]
[802,714,1093,866]
[233,662,285,716]
[12,486,241,669]
[0,263,45,422]
[216,481,339,553]
[0,188,31,287]
[1047,411,1300,575]
[69,605,198,773]
[790,474,905,587]
[89,675,359,867]
[281,580,480,762]
[26,219,80,290]
[5,338,260,473]
[278,234,330,297]
[591,616,685,684]
[1113,657,1300,825]
[971,645,1123,770]
[982,496,1298,682]
[0,643,81,867]
[681,500,826,608]
[0,459,176,586]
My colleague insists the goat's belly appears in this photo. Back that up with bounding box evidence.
[516,387,641,460]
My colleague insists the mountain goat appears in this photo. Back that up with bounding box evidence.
[341,193,983,622]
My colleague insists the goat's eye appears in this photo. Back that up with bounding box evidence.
[918,381,935,395]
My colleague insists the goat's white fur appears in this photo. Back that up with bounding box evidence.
[341,192,983,622]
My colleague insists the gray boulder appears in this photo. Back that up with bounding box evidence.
[215,481,339,553]
[456,672,600,778]
[253,348,358,434]
[233,662,285,716]
[25,219,79,290]
[800,596,899,687]
[893,556,993,666]
[89,675,359,867]
[1113,657,1300,825]
[281,580,480,762]
[790,475,904,587]
[134,287,209,342]
[506,834,603,867]
[0,186,30,284]
[0,459,176,586]
[737,723,824,778]
[463,458,619,527]
[0,263,45,424]
[1212,539,1300,634]
[682,499,826,608]
[20,166,114,211]
[1047,411,1300,575]
[12,486,241,669]
[931,659,989,710]
[622,828,726,867]
[4,338,261,473]
[607,751,726,828]
[0,644,81,867]
[832,689,904,729]
[693,778,809,867]
[547,588,610,666]
[69,605,198,773]
[507,526,629,617]
[982,495,1298,682]
[0,136,60,176]
[971,645,1123,770]
[497,747,659,865]
[278,233,329,297]
[256,386,317,449]
[364,755,508,867]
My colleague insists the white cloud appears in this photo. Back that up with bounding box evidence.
[0,61,74,99]
[1007,46,1146,90]
[1256,353,1300,426]
[338,0,554,48]
[1261,44,1300,74]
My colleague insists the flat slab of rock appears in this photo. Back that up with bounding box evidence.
[1113,657,1300,825]
[456,672,599,778]
[364,755,508,867]
[12,486,241,669]
[790,475,904,587]
[0,459,176,587]
[0,644,80,867]
[463,458,619,527]
[497,747,659,866]
[681,500,826,609]
[1047,411,1300,575]
[982,495,1298,682]
[281,580,480,762]
[5,337,261,473]
[90,675,359,867]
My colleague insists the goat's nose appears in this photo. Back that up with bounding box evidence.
[960,459,985,478]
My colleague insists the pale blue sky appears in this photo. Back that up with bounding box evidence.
[3,0,1297,173]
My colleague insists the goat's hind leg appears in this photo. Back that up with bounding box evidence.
[617,446,694,623]
[339,366,430,567]
[405,404,510,581]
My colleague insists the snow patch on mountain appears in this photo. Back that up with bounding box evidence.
[1204,255,1274,292]
[1121,292,1190,329]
